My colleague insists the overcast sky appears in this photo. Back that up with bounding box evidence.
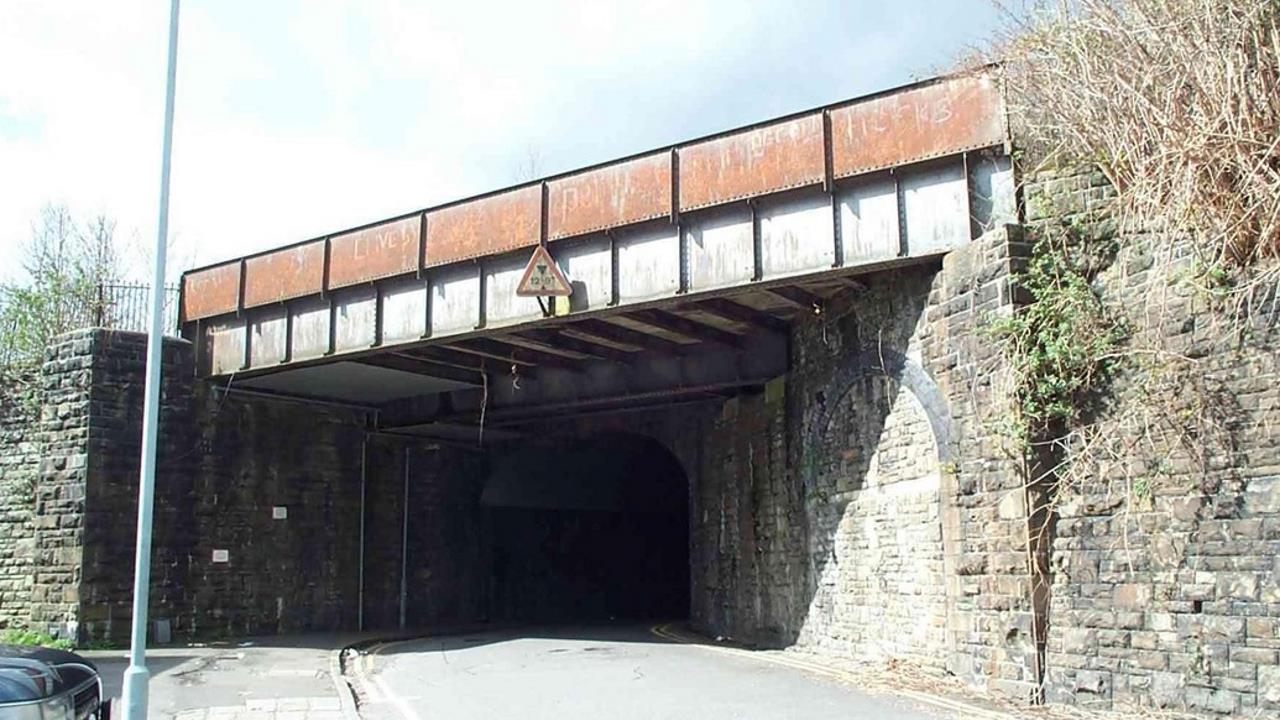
[0,1,1002,281]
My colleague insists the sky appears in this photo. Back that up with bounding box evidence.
[0,0,1003,282]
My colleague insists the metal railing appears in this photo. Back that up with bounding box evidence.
[89,283,181,336]
[0,284,181,369]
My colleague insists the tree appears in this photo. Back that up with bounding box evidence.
[0,205,121,368]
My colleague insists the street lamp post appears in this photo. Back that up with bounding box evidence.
[121,1,180,718]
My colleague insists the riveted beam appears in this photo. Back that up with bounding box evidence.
[515,328,638,363]
[767,285,826,312]
[566,319,693,356]
[624,309,747,349]
[354,354,483,386]
[690,298,790,334]
[447,337,585,371]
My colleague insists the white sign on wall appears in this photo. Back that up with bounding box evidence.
[272,506,288,520]
[211,549,230,563]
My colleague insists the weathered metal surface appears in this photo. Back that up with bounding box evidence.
[182,72,1020,379]
[425,186,541,267]
[329,215,422,288]
[547,153,671,240]
[243,241,325,309]
[684,204,754,292]
[678,113,825,211]
[829,74,1006,179]
[289,297,330,361]
[969,154,1017,234]
[429,265,482,337]
[901,162,969,253]
[759,188,835,278]
[381,277,428,345]
[555,237,612,312]
[487,254,544,328]
[204,318,247,376]
[334,286,377,352]
[181,261,241,321]
[249,307,288,367]
[615,223,680,303]
[838,178,900,264]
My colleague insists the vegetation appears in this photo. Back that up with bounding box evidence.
[0,205,121,371]
[0,626,76,651]
[997,0,1280,271]
[985,223,1126,449]
[979,0,1278,508]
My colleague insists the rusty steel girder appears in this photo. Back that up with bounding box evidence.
[547,152,672,240]
[677,113,826,212]
[181,261,240,321]
[329,215,422,288]
[242,240,325,309]
[830,74,1006,178]
[425,185,542,267]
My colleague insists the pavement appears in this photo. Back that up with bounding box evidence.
[85,634,362,720]
[351,624,994,720]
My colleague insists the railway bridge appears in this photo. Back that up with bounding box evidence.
[180,71,1012,438]
[15,68,1058,704]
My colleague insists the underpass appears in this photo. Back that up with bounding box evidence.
[171,69,1013,642]
[47,68,1036,714]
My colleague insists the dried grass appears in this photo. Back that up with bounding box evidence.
[994,0,1280,273]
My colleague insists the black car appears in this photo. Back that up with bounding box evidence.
[0,646,108,720]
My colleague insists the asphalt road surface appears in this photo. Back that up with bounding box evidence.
[364,625,964,720]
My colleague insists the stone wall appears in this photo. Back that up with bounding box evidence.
[0,330,375,644]
[30,334,96,638]
[3,188,1271,716]
[1026,167,1280,715]
[678,227,1043,699]
[361,438,489,632]
[0,369,38,628]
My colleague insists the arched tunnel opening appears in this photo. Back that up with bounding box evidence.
[481,433,690,624]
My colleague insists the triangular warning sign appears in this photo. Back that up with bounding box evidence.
[516,245,573,297]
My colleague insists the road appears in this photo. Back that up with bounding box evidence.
[361,625,967,720]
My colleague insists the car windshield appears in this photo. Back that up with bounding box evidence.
[0,659,58,702]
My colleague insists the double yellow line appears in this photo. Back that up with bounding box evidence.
[649,624,1015,720]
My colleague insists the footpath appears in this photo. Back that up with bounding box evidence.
[84,635,363,720]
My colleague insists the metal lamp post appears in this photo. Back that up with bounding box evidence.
[121,1,180,718]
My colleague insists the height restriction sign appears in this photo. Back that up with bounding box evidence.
[515,245,573,297]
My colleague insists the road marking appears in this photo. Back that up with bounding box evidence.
[356,639,432,720]
[373,673,423,720]
[649,624,1014,720]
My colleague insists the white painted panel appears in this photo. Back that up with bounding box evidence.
[291,297,329,361]
[970,155,1016,234]
[249,307,287,368]
[686,205,753,292]
[839,179,899,264]
[382,277,426,345]
[616,223,679,303]
[902,162,968,254]
[430,265,481,336]
[557,236,612,312]
[759,189,834,279]
[334,286,376,352]
[205,318,246,375]
[485,253,542,328]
